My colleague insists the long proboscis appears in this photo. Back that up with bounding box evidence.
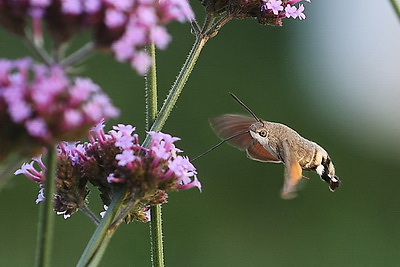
[191,130,250,161]
[229,93,261,122]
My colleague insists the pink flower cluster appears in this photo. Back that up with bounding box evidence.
[200,0,311,26]
[15,122,201,220]
[0,58,118,162]
[261,0,310,20]
[0,0,194,74]
[91,123,201,192]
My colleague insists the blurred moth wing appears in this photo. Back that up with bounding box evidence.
[210,114,280,163]
[281,140,303,199]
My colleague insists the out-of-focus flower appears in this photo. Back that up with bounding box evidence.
[0,0,194,74]
[0,58,119,163]
[199,0,310,26]
[15,122,201,221]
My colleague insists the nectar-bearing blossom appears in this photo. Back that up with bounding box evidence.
[0,58,119,163]
[0,0,194,74]
[200,0,310,26]
[15,122,201,222]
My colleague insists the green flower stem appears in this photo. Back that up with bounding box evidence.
[142,15,232,265]
[35,147,56,267]
[80,204,100,225]
[141,35,209,148]
[150,205,164,267]
[76,14,231,266]
[145,43,158,130]
[144,43,165,267]
[389,0,400,21]
[76,187,126,267]
[24,30,54,66]
[60,42,96,68]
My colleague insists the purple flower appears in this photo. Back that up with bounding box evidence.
[107,173,124,183]
[257,0,311,25]
[116,150,137,166]
[168,156,201,191]
[16,123,200,222]
[285,4,298,19]
[131,51,152,75]
[15,155,46,204]
[14,161,43,183]
[36,186,45,204]
[7,100,32,123]
[151,26,172,50]
[99,205,108,218]
[0,58,119,163]
[0,0,194,74]
[296,4,306,20]
[113,124,136,136]
[25,118,49,139]
[105,9,127,28]
[115,135,134,149]
[61,0,83,14]
[265,0,284,15]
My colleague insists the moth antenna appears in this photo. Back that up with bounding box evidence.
[229,93,262,123]
[191,130,250,161]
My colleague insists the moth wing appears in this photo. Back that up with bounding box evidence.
[281,141,303,199]
[246,141,281,163]
[210,114,255,151]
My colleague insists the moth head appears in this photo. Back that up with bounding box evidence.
[249,122,269,144]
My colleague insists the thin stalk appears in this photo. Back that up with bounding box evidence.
[60,42,96,68]
[80,204,100,225]
[35,147,56,267]
[77,187,126,267]
[24,30,54,66]
[141,14,228,148]
[145,44,158,130]
[205,14,233,37]
[389,0,400,21]
[150,205,164,267]
[201,14,216,34]
[141,35,209,148]
[144,43,165,267]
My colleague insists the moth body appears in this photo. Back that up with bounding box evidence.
[211,114,340,198]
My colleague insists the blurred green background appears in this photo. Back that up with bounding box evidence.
[1,1,400,266]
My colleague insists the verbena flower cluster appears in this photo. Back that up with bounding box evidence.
[0,58,118,163]
[0,0,194,74]
[15,122,201,221]
[200,0,310,26]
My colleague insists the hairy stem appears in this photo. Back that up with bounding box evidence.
[145,44,158,131]
[141,35,209,148]
[144,43,165,267]
[35,147,56,267]
[150,205,164,267]
[76,187,126,267]
[80,204,100,225]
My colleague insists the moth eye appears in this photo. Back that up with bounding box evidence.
[258,130,267,137]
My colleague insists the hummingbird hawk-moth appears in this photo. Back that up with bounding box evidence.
[210,93,340,199]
